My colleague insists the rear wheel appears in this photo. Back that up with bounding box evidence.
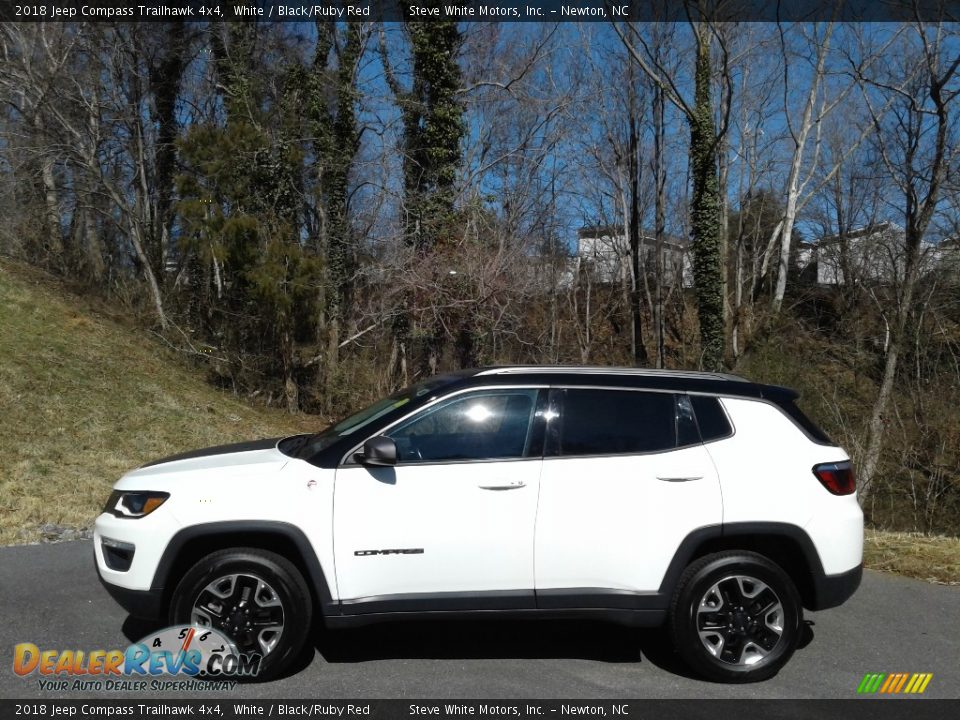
[668,551,802,683]
[169,548,312,681]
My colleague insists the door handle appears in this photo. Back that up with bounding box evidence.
[657,476,703,482]
[478,480,527,490]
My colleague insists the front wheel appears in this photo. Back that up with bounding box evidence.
[169,548,312,681]
[668,551,802,683]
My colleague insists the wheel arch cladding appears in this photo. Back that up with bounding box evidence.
[151,521,337,616]
[659,523,828,611]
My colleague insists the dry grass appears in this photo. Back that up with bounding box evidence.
[864,529,960,585]
[0,261,319,545]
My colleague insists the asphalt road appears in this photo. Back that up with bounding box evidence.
[0,540,957,700]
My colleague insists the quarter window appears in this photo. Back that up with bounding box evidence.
[387,389,539,463]
[689,395,733,442]
[550,389,678,456]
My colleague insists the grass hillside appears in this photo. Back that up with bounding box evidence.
[0,260,318,545]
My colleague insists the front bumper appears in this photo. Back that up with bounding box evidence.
[93,509,180,620]
[95,552,165,619]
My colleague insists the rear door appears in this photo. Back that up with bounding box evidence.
[534,388,722,605]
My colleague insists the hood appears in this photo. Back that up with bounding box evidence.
[125,438,287,479]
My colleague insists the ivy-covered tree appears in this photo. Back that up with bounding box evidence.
[382,8,466,378]
[688,23,725,371]
[146,21,192,281]
[306,17,365,409]
[614,12,730,371]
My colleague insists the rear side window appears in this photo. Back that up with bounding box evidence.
[689,395,733,442]
[550,389,677,456]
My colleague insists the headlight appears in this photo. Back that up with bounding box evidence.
[102,490,170,518]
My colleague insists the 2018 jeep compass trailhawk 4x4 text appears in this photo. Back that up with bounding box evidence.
[95,366,863,682]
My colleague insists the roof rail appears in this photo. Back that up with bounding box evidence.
[473,366,749,382]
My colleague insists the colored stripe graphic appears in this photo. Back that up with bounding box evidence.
[893,674,909,693]
[857,672,932,694]
[857,673,885,693]
[905,673,933,694]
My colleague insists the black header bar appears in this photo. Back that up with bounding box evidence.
[2,0,960,23]
[1,700,959,720]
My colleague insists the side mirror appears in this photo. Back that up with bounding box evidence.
[355,435,398,466]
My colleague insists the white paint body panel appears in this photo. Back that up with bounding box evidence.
[333,460,541,599]
[94,447,337,600]
[708,398,863,574]
[534,445,721,591]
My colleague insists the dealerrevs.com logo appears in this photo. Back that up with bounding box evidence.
[13,626,260,691]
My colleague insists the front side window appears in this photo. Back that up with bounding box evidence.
[387,389,540,463]
[549,389,678,457]
[283,375,463,459]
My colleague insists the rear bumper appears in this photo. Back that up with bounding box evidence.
[810,563,862,610]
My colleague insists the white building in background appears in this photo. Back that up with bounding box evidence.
[796,222,957,286]
[573,226,694,288]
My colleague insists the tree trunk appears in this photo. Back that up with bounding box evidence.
[130,217,168,330]
[628,110,649,366]
[653,84,667,368]
[107,181,168,329]
[859,248,920,501]
[78,191,105,283]
[717,95,732,355]
[279,326,299,413]
[688,25,725,371]
[771,23,835,313]
[35,127,64,266]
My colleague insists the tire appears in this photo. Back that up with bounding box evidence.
[668,551,803,683]
[169,548,312,681]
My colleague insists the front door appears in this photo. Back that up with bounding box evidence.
[333,387,545,612]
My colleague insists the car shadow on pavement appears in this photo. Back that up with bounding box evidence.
[313,620,694,677]
[312,617,817,681]
[119,615,815,682]
[121,615,165,643]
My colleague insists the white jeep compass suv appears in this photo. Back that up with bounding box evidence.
[94,366,863,682]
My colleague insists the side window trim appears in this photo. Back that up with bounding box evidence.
[544,388,563,457]
[676,394,701,446]
[339,386,548,467]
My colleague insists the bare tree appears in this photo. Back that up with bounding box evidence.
[613,6,733,370]
[855,22,960,501]
[762,23,902,312]
[0,25,78,268]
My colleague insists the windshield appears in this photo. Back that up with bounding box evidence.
[280,375,463,459]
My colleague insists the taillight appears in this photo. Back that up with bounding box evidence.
[813,461,856,495]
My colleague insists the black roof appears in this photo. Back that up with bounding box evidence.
[450,366,797,402]
[298,365,824,468]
